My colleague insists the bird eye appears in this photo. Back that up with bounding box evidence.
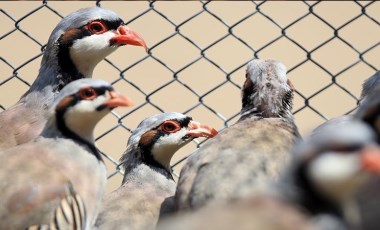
[88,21,107,34]
[79,87,97,100]
[161,121,181,133]
[329,144,363,153]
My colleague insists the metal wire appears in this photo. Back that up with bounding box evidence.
[0,0,379,181]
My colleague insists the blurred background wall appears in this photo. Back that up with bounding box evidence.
[0,1,379,193]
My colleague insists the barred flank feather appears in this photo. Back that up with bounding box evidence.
[26,184,86,230]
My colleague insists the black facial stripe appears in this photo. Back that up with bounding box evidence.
[56,30,85,92]
[178,116,192,128]
[55,18,123,92]
[151,117,192,132]
[101,18,124,30]
[136,117,192,180]
[55,92,103,162]
[308,143,364,157]
[139,129,174,180]
[73,86,113,99]
[294,161,341,217]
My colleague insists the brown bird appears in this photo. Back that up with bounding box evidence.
[0,7,146,150]
[0,79,133,229]
[95,112,217,230]
[160,119,380,230]
[175,59,301,210]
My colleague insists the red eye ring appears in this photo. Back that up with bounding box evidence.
[161,121,181,133]
[87,21,107,35]
[79,87,97,100]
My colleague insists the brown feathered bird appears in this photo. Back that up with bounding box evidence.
[95,113,217,230]
[175,59,301,210]
[0,7,146,151]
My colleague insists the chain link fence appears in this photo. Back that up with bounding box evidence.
[0,0,379,192]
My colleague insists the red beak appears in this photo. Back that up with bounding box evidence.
[361,146,380,174]
[104,91,133,109]
[186,121,218,138]
[110,25,147,52]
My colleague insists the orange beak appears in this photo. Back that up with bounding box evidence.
[104,91,133,109]
[186,121,218,138]
[110,25,147,52]
[361,146,380,174]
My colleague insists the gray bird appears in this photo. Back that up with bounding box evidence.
[0,7,146,150]
[310,71,380,230]
[175,59,301,210]
[283,119,380,230]
[348,81,380,230]
[0,78,133,229]
[160,120,380,230]
[95,112,218,230]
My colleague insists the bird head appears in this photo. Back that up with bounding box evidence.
[291,120,380,214]
[121,113,218,173]
[35,7,146,93]
[242,59,294,119]
[46,79,133,144]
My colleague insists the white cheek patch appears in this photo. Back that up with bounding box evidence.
[307,152,368,202]
[63,95,109,142]
[70,31,118,77]
[151,128,189,169]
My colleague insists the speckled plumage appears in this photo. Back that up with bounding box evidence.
[175,59,301,210]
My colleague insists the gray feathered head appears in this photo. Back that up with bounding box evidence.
[48,7,122,45]
[242,59,294,119]
[128,112,190,147]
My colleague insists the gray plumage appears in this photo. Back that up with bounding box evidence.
[95,112,217,230]
[175,59,301,210]
[360,70,380,100]
[0,79,132,229]
[352,82,380,230]
[0,7,146,150]
[307,70,380,230]
[282,119,380,230]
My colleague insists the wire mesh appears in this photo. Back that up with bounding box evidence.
[0,0,379,192]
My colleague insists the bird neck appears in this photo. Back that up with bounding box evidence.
[120,146,174,184]
[41,111,102,162]
[241,76,294,120]
[22,43,88,100]
[241,91,294,120]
